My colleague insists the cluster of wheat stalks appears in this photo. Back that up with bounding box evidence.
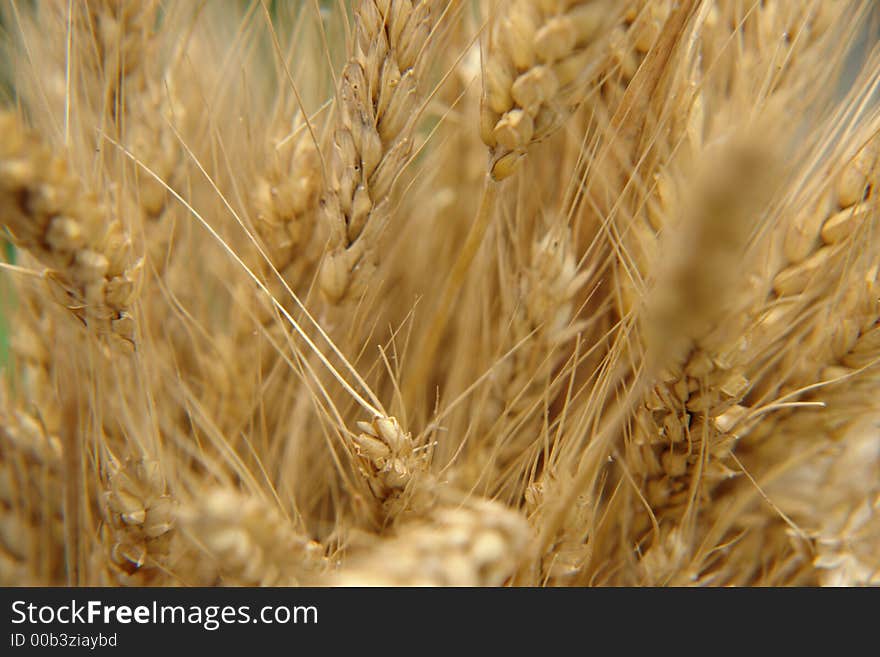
[0,0,877,587]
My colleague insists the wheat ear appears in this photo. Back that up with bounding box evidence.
[0,112,140,346]
[81,0,160,124]
[609,4,861,575]
[406,0,621,405]
[179,487,326,586]
[481,0,622,180]
[0,400,65,585]
[319,0,452,304]
[334,493,531,585]
[472,215,589,497]
[251,114,323,287]
[100,456,175,585]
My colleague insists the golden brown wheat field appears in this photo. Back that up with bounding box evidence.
[0,0,878,587]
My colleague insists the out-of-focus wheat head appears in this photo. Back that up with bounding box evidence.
[0,0,877,586]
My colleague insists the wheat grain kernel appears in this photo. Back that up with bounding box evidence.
[772,245,835,296]
[820,202,871,244]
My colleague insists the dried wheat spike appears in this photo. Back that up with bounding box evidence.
[808,420,880,587]
[727,409,880,587]
[352,415,430,513]
[334,495,531,585]
[0,112,141,346]
[251,116,323,280]
[124,22,210,275]
[81,0,159,116]
[643,139,779,372]
[775,138,880,299]
[519,222,589,357]
[249,115,324,328]
[0,398,65,585]
[617,5,866,550]
[32,1,159,127]
[621,139,782,546]
[179,487,325,586]
[244,119,323,361]
[525,469,599,582]
[125,65,191,228]
[495,222,588,412]
[477,219,589,489]
[798,152,879,373]
[481,0,620,179]
[319,0,451,304]
[101,457,174,585]
[749,132,880,401]
[814,492,880,587]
